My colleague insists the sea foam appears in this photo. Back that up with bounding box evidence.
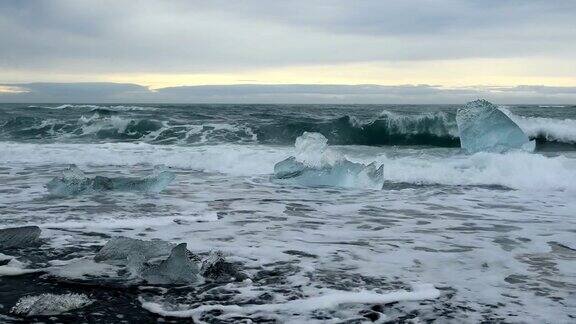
[2,142,576,191]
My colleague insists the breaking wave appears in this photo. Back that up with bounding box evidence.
[3,105,576,149]
[500,107,576,149]
[256,111,460,147]
[28,104,158,111]
[0,112,257,144]
[2,142,576,191]
[255,109,576,150]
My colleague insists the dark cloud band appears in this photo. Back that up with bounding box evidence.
[2,83,575,104]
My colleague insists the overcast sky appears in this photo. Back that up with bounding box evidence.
[1,0,575,103]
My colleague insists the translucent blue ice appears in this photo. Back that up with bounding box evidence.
[46,165,175,196]
[456,99,535,153]
[273,132,384,189]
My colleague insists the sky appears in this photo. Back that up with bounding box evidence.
[1,0,575,103]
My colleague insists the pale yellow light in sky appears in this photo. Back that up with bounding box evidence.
[2,57,575,89]
[0,85,29,93]
[103,57,576,89]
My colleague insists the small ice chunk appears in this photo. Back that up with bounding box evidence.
[201,251,246,282]
[274,157,384,189]
[0,226,41,249]
[11,293,93,316]
[140,243,202,285]
[95,237,174,264]
[456,99,535,153]
[45,165,175,196]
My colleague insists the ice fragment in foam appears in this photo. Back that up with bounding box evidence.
[45,164,175,195]
[274,132,384,189]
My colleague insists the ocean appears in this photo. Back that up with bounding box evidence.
[0,103,575,322]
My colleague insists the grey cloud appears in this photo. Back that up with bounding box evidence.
[0,0,575,75]
[2,82,576,104]
[202,0,576,36]
[503,85,576,94]
[0,83,150,102]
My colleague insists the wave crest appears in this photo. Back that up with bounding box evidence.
[256,111,460,147]
[3,106,576,149]
[28,104,158,111]
[500,107,576,146]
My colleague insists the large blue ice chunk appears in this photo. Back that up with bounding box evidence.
[273,132,384,189]
[46,165,175,196]
[456,99,535,153]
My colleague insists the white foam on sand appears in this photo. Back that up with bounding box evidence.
[47,257,121,280]
[140,284,440,322]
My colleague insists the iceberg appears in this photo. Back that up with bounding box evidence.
[45,165,175,196]
[273,132,384,189]
[0,226,41,249]
[11,293,93,316]
[140,243,202,285]
[456,99,535,153]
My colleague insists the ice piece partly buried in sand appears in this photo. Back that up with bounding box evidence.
[94,237,202,285]
[11,293,93,316]
[139,243,202,285]
[456,99,535,153]
[201,251,246,282]
[46,165,175,196]
[0,226,41,249]
[94,236,174,263]
[273,132,384,189]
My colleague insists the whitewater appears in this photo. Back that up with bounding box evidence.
[0,103,575,323]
